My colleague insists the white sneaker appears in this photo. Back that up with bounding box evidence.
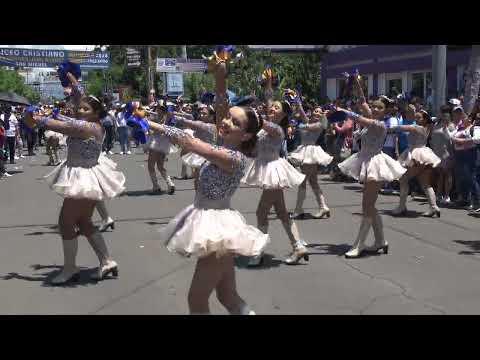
[108,151,114,155]
[127,151,132,155]
[120,152,124,155]
[20,155,25,158]
[3,172,12,177]
[14,156,20,160]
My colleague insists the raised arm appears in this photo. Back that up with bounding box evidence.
[31,115,103,141]
[148,122,242,174]
[335,107,380,128]
[214,62,229,131]
[175,116,215,133]
[335,118,353,134]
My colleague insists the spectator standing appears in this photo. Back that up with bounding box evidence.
[115,106,131,155]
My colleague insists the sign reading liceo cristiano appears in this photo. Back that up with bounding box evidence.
[0,48,110,69]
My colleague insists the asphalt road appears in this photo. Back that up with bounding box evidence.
[1,145,480,314]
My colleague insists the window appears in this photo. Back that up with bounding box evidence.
[337,78,347,98]
[387,79,402,98]
[411,73,424,97]
[361,75,368,96]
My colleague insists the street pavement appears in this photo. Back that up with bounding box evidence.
[2,145,480,315]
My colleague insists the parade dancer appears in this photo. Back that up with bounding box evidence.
[242,71,307,266]
[337,78,406,258]
[146,102,177,194]
[148,61,268,315]
[44,129,62,166]
[96,200,115,232]
[390,109,442,217]
[180,104,217,190]
[26,71,125,284]
[289,103,333,219]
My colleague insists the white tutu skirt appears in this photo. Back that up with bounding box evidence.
[339,152,407,183]
[288,145,333,166]
[242,157,306,189]
[44,130,63,141]
[162,205,270,258]
[398,147,441,168]
[182,152,206,169]
[44,155,126,200]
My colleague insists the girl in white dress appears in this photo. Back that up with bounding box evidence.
[146,101,177,194]
[181,105,217,190]
[337,79,406,258]
[242,77,307,265]
[289,104,333,219]
[148,62,268,315]
[27,73,125,285]
[390,109,442,217]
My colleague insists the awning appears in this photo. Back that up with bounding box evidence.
[0,92,31,105]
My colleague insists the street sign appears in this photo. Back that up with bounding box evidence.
[156,58,208,73]
[126,47,142,68]
[0,47,110,69]
[157,58,179,72]
[165,72,184,96]
[176,59,207,73]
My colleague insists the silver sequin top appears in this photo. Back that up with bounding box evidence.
[406,125,428,149]
[163,126,247,207]
[299,123,322,145]
[255,121,284,161]
[66,136,103,168]
[359,120,387,156]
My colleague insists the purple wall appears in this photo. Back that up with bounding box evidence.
[322,45,472,97]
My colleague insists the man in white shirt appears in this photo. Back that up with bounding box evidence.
[2,110,18,164]
[115,107,131,155]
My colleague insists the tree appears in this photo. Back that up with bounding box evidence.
[0,67,40,103]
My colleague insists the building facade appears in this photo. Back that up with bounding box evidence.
[320,45,471,101]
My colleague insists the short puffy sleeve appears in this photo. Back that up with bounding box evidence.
[226,149,247,174]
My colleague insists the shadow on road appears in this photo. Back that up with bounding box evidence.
[306,243,351,256]
[381,210,425,218]
[0,264,114,288]
[121,190,165,197]
[453,240,480,255]
[343,185,363,192]
[234,253,284,269]
[24,230,59,236]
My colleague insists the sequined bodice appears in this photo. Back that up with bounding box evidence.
[359,120,387,156]
[66,137,102,168]
[196,148,247,207]
[300,128,321,145]
[195,123,216,144]
[407,126,428,149]
[255,123,284,161]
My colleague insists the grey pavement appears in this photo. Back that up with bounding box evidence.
[1,145,480,314]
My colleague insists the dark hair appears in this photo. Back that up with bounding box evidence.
[440,104,451,114]
[277,101,291,135]
[83,96,108,119]
[418,110,433,125]
[240,107,263,157]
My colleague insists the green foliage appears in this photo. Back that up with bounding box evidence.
[86,45,324,104]
[0,67,40,103]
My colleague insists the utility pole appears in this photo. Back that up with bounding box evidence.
[181,45,187,60]
[432,45,447,116]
